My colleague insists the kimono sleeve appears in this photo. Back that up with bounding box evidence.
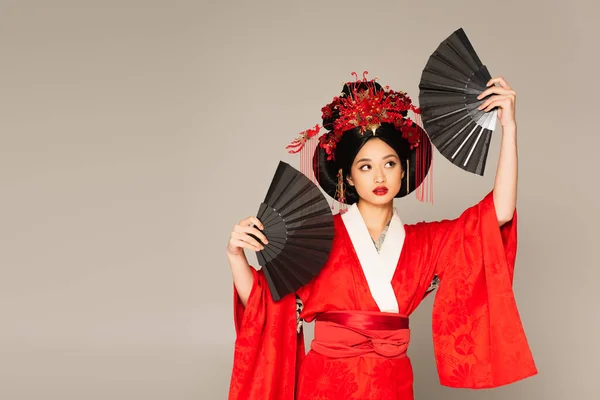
[431,190,537,388]
[228,266,305,400]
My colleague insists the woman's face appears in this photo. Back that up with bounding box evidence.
[346,138,404,206]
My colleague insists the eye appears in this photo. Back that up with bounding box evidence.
[359,164,371,171]
[385,161,397,168]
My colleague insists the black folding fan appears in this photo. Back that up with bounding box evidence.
[249,161,334,301]
[418,28,498,176]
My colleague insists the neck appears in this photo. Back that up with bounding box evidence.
[356,200,394,230]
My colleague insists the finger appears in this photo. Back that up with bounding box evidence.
[240,226,269,245]
[232,232,264,250]
[486,76,512,90]
[477,95,503,110]
[477,86,515,100]
[482,98,511,113]
[249,216,264,231]
[242,216,264,230]
[478,94,515,111]
[233,231,264,249]
[231,239,262,252]
[241,217,255,227]
[233,219,264,235]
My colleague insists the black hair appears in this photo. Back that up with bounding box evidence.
[313,123,414,205]
[313,80,431,205]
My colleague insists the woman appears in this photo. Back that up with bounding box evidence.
[226,74,537,399]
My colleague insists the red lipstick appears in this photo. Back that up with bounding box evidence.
[373,186,388,196]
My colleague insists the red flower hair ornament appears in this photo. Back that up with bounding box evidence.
[287,71,423,161]
[286,71,434,207]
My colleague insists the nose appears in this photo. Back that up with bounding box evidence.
[374,169,386,184]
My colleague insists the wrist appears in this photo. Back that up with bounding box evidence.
[501,122,517,131]
[226,247,244,258]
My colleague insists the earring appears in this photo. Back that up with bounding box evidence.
[335,168,346,205]
[406,159,410,193]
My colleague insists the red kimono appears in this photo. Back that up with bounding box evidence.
[229,191,537,399]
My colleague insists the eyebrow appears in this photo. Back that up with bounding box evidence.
[354,154,398,164]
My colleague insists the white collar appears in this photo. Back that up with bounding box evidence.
[341,203,405,313]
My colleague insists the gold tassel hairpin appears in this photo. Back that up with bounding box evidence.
[406,159,410,194]
[334,168,348,213]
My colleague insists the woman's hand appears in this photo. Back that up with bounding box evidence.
[226,216,269,257]
[481,77,519,225]
[477,76,517,129]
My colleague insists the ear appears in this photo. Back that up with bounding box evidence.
[346,174,355,186]
[400,159,407,180]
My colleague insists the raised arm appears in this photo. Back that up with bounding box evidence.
[226,216,268,306]
[477,76,518,226]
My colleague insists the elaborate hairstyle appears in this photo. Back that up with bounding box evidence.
[287,72,433,211]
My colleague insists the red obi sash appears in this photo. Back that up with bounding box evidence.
[311,310,410,359]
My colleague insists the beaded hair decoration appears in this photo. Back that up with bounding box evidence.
[286,72,433,211]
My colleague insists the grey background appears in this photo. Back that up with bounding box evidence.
[1,0,598,399]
